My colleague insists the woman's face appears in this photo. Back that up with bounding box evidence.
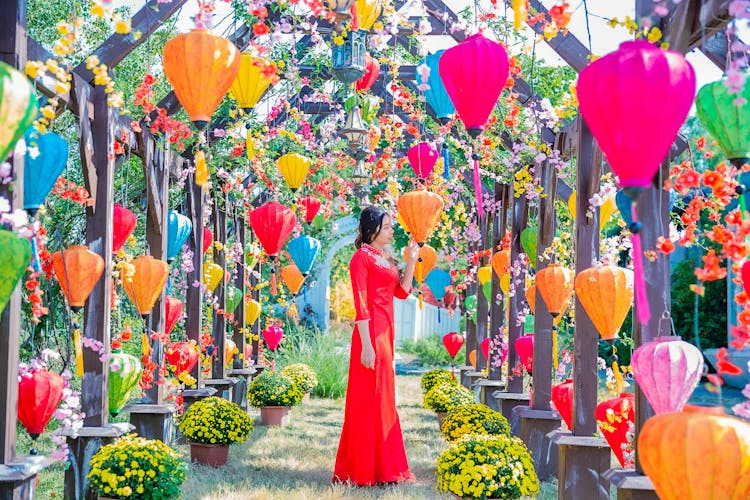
[371,215,393,247]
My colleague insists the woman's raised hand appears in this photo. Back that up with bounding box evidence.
[405,238,420,263]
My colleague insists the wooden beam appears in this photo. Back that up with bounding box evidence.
[232,216,246,371]
[525,0,591,72]
[488,183,509,381]
[211,204,228,379]
[185,172,204,383]
[663,0,732,54]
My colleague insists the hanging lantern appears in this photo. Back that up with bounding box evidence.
[112,204,137,254]
[480,337,490,364]
[0,229,30,315]
[249,201,296,295]
[577,41,695,325]
[122,256,169,316]
[23,130,68,214]
[244,343,253,363]
[419,50,455,124]
[410,245,437,286]
[287,235,321,276]
[595,392,635,468]
[277,153,311,193]
[246,299,261,325]
[568,191,617,231]
[407,142,438,180]
[397,189,444,246]
[298,196,321,224]
[202,227,213,254]
[425,269,451,302]
[695,72,749,167]
[263,324,284,351]
[511,0,529,31]
[354,0,382,30]
[631,336,703,414]
[203,262,223,293]
[108,351,143,416]
[167,210,193,263]
[355,54,380,92]
[515,334,534,373]
[225,285,243,313]
[162,29,241,129]
[331,30,367,84]
[51,245,104,312]
[520,227,537,268]
[164,295,183,335]
[463,294,477,318]
[615,189,634,227]
[229,53,275,112]
[0,62,38,162]
[17,368,64,443]
[551,378,573,429]
[442,332,464,359]
[574,266,633,341]
[477,266,492,287]
[491,249,510,279]
[535,264,573,317]
[281,264,305,296]
[525,284,536,314]
[224,338,238,368]
[165,340,200,376]
[639,412,750,500]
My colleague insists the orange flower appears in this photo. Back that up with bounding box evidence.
[693,249,727,282]
[702,170,722,188]
[655,236,674,255]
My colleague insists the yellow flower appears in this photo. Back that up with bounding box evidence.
[333,36,345,46]
[115,19,132,35]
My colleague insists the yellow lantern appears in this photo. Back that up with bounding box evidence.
[229,53,275,112]
[203,262,223,293]
[224,338,238,368]
[355,0,383,30]
[246,299,261,324]
[568,191,617,231]
[277,153,311,192]
[477,266,492,286]
[500,274,510,294]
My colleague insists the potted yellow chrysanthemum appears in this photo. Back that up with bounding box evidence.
[248,369,304,426]
[178,396,253,466]
[281,363,318,401]
[423,381,475,428]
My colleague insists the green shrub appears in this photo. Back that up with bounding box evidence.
[420,368,457,394]
[248,370,304,407]
[423,382,475,412]
[440,403,510,441]
[281,363,319,393]
[276,332,348,399]
[399,334,465,367]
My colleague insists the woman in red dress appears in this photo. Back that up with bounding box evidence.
[333,205,419,486]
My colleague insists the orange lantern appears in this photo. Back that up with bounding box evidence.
[534,263,573,317]
[639,412,750,499]
[491,249,510,279]
[397,189,444,246]
[407,245,437,285]
[51,245,105,311]
[574,265,633,340]
[229,53,275,112]
[280,264,305,296]
[162,29,241,129]
[122,256,169,316]
[525,284,536,314]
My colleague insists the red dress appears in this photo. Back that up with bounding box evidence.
[333,244,415,485]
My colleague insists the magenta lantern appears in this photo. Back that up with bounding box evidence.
[515,334,534,373]
[407,142,438,180]
[631,336,703,414]
[263,324,283,351]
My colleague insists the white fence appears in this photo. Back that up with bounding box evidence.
[394,295,461,345]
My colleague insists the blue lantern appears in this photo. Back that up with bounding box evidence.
[23,129,68,214]
[287,235,321,276]
[426,268,451,322]
[167,210,192,262]
[615,190,633,228]
[419,50,456,124]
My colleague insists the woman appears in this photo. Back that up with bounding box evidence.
[333,205,419,486]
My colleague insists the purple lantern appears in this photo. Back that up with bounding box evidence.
[407,142,438,180]
[631,336,703,414]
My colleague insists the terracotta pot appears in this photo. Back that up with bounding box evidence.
[436,411,448,429]
[260,405,291,426]
[303,391,311,403]
[188,442,229,467]
[98,497,120,500]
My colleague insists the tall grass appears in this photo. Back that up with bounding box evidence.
[278,332,350,399]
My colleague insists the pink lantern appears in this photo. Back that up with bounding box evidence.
[577,41,695,326]
[203,228,213,254]
[262,324,284,351]
[631,336,703,414]
[480,337,489,362]
[407,142,438,180]
[742,260,750,296]
[551,378,573,429]
[515,334,534,373]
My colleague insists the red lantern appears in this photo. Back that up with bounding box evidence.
[165,296,183,335]
[442,332,464,358]
[407,142,438,180]
[596,392,635,468]
[742,261,750,296]
[263,324,284,351]
[355,54,380,92]
[18,368,64,440]
[112,204,136,254]
[203,227,213,254]
[165,341,199,376]
[298,196,321,224]
[515,334,534,373]
[480,337,489,362]
[551,378,573,429]
[250,202,296,295]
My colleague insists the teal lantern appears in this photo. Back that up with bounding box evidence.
[167,210,192,263]
[426,269,452,322]
[287,235,321,276]
[419,50,456,124]
[695,73,750,167]
[615,190,634,227]
[0,229,31,315]
[24,129,68,214]
[0,62,38,163]
[108,351,142,416]
[521,227,538,268]
[225,285,243,314]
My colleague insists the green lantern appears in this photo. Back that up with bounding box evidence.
[695,73,750,166]
[225,285,243,314]
[0,229,31,315]
[0,62,38,162]
[521,227,538,268]
[108,351,142,416]
[482,281,492,304]
[464,294,477,323]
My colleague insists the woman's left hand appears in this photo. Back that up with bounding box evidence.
[405,238,420,263]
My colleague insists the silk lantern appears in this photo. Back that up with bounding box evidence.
[164,295,183,335]
[442,332,464,359]
[355,54,380,92]
[225,285,243,313]
[520,227,537,268]
[0,61,38,162]
[409,245,437,308]
[631,336,703,414]
[123,256,169,316]
[0,229,31,315]
[166,341,200,376]
[224,338,238,368]
[491,249,510,279]
[23,130,68,213]
[397,189,444,246]
[277,153,311,192]
[639,412,750,499]
[51,245,104,312]
[203,262,223,293]
[464,294,477,319]
[426,268,451,322]
[229,53,274,112]
[281,264,305,296]
[354,0,382,30]
[419,50,455,124]
[287,235,321,276]
[515,334,534,373]
[568,191,617,231]
[112,204,137,254]
[535,264,573,317]
[108,351,143,416]
[17,368,64,445]
[551,378,573,429]
[480,337,489,365]
[162,29,241,128]
[577,41,695,325]
[407,142,438,180]
[203,227,213,254]
[167,210,192,262]
[695,72,749,167]
[298,196,321,224]
[263,324,284,351]
[246,299,261,325]
[595,392,635,468]
[250,201,296,295]
[574,266,634,341]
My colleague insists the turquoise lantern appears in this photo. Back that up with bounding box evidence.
[108,351,142,416]
[287,235,321,277]
[23,129,68,214]
[419,50,456,124]
[167,210,192,263]
[426,268,452,322]
[0,229,31,315]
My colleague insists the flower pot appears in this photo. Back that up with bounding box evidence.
[436,411,448,429]
[303,391,311,403]
[188,442,229,467]
[98,497,120,500]
[260,405,291,426]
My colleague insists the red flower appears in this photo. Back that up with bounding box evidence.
[717,347,744,375]
[252,22,270,36]
[655,237,674,255]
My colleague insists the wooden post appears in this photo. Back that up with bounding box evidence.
[475,214,490,371]
[230,215,253,410]
[185,174,204,384]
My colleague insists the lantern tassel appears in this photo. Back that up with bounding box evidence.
[271,268,277,296]
[142,331,150,358]
[451,362,455,380]
[73,327,84,377]
[630,205,650,325]
[472,154,484,220]
[552,326,559,369]
[437,306,441,323]
[612,361,624,395]
[442,146,450,180]
[30,235,41,273]
[419,291,423,309]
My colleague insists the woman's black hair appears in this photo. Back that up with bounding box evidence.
[355,205,387,248]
